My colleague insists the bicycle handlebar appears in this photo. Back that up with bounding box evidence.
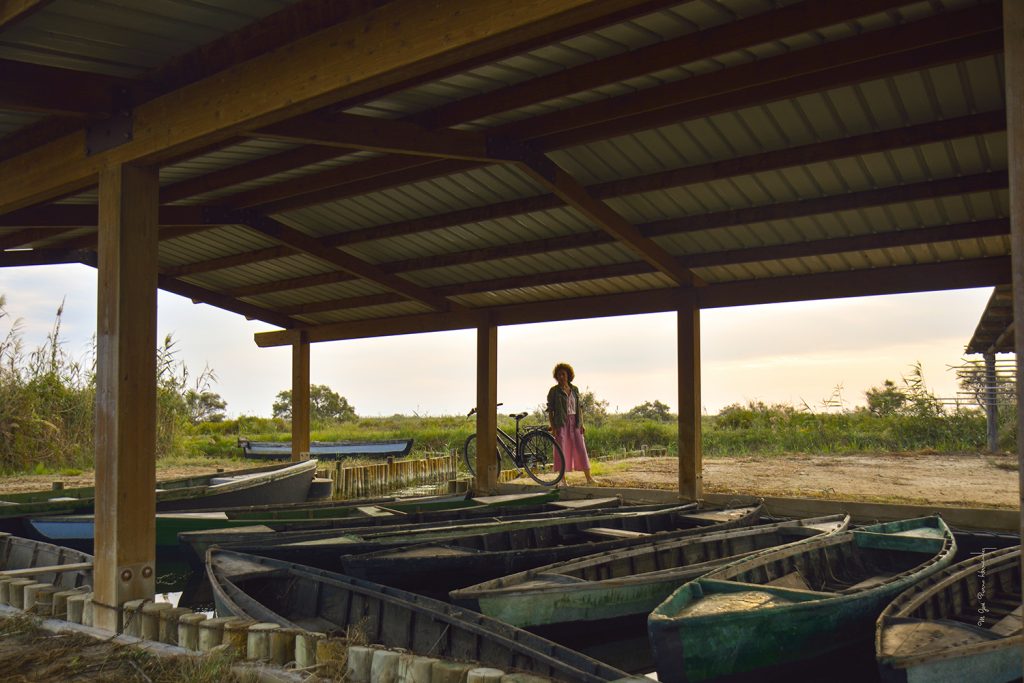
[467,402,504,417]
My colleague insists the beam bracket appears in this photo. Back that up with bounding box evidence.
[85,88,134,156]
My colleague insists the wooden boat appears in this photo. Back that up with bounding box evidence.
[239,437,414,460]
[451,514,850,629]
[221,502,718,571]
[1,459,318,523]
[223,489,562,521]
[0,532,92,591]
[177,493,626,567]
[647,515,957,683]
[207,548,632,682]
[339,504,762,595]
[875,544,1022,683]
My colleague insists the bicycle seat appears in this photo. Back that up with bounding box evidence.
[509,411,528,420]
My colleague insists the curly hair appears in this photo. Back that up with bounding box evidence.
[552,362,575,382]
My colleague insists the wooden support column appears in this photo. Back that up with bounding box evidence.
[677,290,702,500]
[1006,0,1024,646]
[291,331,311,461]
[93,163,159,633]
[475,320,498,493]
[984,352,999,453]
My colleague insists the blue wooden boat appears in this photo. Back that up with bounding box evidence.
[875,545,1022,683]
[207,547,633,682]
[648,516,956,683]
[238,438,413,460]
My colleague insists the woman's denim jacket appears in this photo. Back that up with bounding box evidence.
[546,383,583,429]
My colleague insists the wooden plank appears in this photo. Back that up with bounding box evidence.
[185,113,1004,286]
[0,0,654,214]
[93,164,159,633]
[516,151,701,287]
[0,60,133,116]
[0,248,90,267]
[526,7,1003,148]
[0,562,92,578]
[0,0,49,28]
[237,212,457,312]
[292,333,311,462]
[476,322,499,493]
[421,0,913,129]
[678,289,701,500]
[248,112,516,163]
[253,257,1009,346]
[1004,0,1024,625]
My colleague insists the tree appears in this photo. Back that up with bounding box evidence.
[273,384,356,422]
[864,362,943,418]
[627,400,673,421]
[579,387,609,427]
[185,390,227,423]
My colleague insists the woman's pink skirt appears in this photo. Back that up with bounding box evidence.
[554,414,590,472]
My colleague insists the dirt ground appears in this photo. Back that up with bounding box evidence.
[583,452,1021,509]
[0,452,1019,509]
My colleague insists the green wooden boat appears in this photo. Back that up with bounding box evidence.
[222,502,707,571]
[875,545,1022,683]
[648,516,956,683]
[0,459,318,523]
[451,514,849,629]
[341,504,762,596]
[176,494,626,567]
[207,548,633,682]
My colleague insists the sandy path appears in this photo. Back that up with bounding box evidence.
[586,452,1020,509]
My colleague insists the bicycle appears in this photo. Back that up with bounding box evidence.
[462,405,565,486]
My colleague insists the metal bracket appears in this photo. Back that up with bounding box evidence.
[85,88,134,156]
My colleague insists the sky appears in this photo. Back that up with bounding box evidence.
[0,263,996,418]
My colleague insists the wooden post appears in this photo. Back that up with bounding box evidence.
[677,289,702,500]
[1005,0,1024,662]
[94,163,158,633]
[475,320,498,493]
[291,331,311,461]
[984,352,999,452]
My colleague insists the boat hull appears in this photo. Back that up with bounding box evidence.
[648,516,957,683]
[207,548,633,682]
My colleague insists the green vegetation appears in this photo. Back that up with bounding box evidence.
[0,295,1004,475]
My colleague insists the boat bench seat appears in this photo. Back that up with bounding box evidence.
[845,572,897,591]
[990,605,1023,636]
[579,527,650,540]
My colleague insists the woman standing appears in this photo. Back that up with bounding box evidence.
[546,362,596,487]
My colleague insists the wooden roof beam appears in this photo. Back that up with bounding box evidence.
[0,0,652,214]
[0,205,207,228]
[0,61,144,117]
[212,169,1008,296]
[253,218,1007,316]
[247,112,522,163]
[0,0,51,29]
[0,248,91,267]
[205,111,1004,280]
[418,0,915,129]
[219,209,459,312]
[243,5,1001,214]
[514,150,701,287]
[253,256,1009,345]
[168,0,914,206]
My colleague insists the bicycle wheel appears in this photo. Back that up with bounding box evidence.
[519,430,565,486]
[462,434,507,478]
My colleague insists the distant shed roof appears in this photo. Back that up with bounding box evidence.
[966,284,1013,355]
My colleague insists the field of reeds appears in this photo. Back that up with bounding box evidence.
[0,296,1006,475]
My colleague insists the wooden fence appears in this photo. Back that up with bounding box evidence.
[326,452,460,499]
